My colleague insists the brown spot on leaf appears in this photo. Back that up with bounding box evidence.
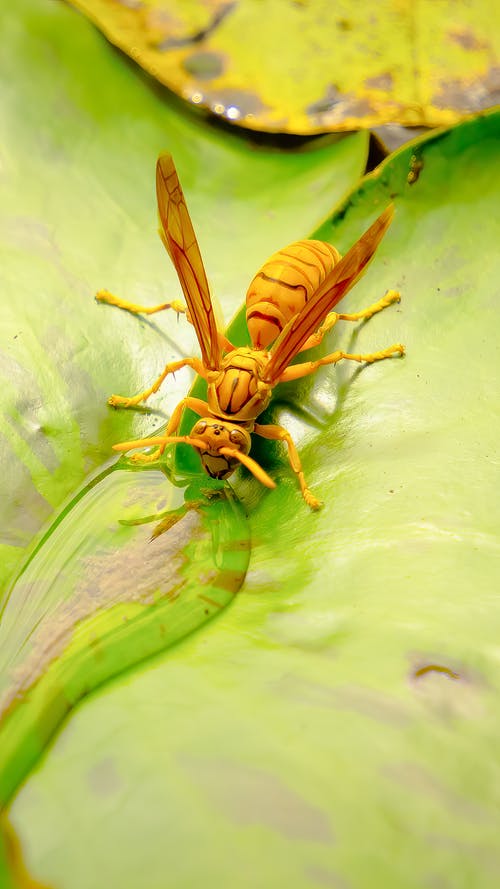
[273,675,411,726]
[0,511,200,717]
[224,537,251,552]
[192,86,270,122]
[413,663,460,681]
[407,154,424,184]
[306,865,353,889]
[306,84,342,117]
[197,592,224,610]
[87,757,122,797]
[183,50,225,80]
[448,28,490,51]
[157,1,236,50]
[433,67,500,111]
[307,86,376,124]
[410,657,485,721]
[385,761,487,821]
[179,755,334,843]
[365,72,394,91]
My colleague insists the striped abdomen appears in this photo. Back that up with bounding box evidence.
[246,240,341,349]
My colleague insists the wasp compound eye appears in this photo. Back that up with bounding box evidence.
[230,429,244,445]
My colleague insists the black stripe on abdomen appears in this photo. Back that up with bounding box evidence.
[256,272,307,296]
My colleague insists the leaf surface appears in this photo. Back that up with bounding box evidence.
[5,108,500,887]
[65,0,500,132]
[0,0,367,593]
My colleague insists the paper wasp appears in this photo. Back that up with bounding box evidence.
[98,154,404,509]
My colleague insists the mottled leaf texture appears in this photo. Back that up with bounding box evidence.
[65,0,499,132]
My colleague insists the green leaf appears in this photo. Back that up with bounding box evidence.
[4,105,500,887]
[0,0,367,593]
[0,465,250,806]
[0,1,367,881]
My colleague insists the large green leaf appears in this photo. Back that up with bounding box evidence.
[4,103,500,887]
[0,1,368,884]
[0,0,367,595]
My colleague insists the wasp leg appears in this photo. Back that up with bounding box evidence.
[96,289,187,317]
[108,357,207,408]
[219,332,237,353]
[337,289,401,322]
[97,292,235,356]
[299,290,401,352]
[299,313,339,351]
[125,396,210,464]
[253,422,322,510]
[278,342,404,384]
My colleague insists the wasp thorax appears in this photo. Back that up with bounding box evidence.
[211,348,271,420]
[216,368,255,415]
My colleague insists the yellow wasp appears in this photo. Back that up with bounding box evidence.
[98,154,404,509]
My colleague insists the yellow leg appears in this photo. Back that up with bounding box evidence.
[299,290,401,352]
[300,313,339,351]
[109,357,206,408]
[96,289,186,317]
[254,422,322,510]
[337,289,400,322]
[123,397,210,464]
[279,342,404,384]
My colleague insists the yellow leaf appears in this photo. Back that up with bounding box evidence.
[65,0,499,133]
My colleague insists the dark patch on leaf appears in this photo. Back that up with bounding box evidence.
[196,86,270,122]
[182,50,225,80]
[412,663,460,682]
[179,754,334,843]
[272,676,411,726]
[385,761,488,821]
[87,756,122,798]
[448,28,490,52]
[433,67,500,112]
[306,864,353,889]
[365,72,394,91]
[407,153,424,185]
[410,657,486,721]
[158,2,236,50]
[306,84,343,117]
[0,510,198,717]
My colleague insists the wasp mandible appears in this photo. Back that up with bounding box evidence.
[98,154,404,509]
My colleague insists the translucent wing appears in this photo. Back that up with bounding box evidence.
[156,153,221,370]
[263,206,394,383]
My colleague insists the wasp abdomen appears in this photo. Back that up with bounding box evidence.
[246,240,341,349]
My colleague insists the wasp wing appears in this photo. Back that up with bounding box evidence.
[156,153,221,370]
[263,206,394,383]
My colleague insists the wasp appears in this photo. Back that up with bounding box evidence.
[97,154,404,510]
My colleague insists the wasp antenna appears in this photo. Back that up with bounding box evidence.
[219,447,276,489]
[113,434,206,452]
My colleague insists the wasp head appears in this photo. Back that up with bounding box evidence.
[190,418,252,480]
